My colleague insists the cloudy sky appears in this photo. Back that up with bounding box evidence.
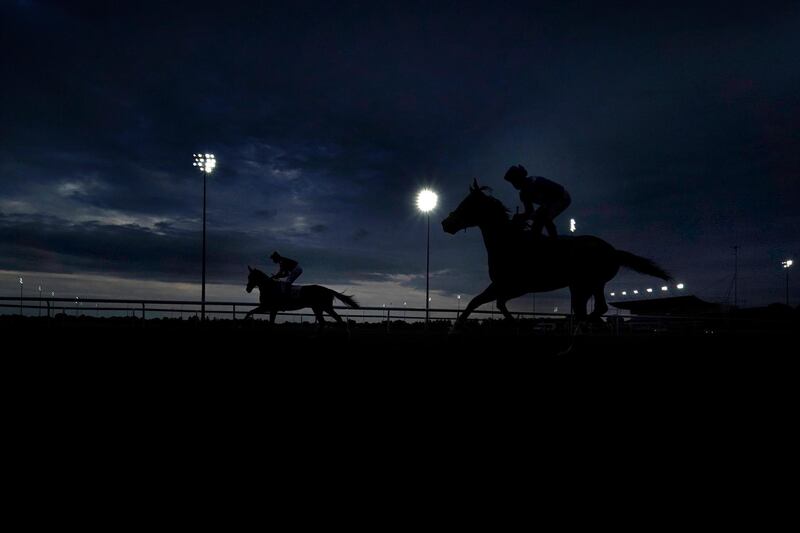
[1,0,798,312]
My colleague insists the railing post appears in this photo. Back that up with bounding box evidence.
[386,307,391,333]
[47,299,51,318]
[233,304,236,321]
[141,303,146,321]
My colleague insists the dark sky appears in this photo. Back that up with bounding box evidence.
[2,0,799,309]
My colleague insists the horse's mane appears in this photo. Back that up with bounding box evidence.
[249,267,272,282]
[474,187,511,219]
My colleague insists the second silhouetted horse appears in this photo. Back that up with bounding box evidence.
[244,266,359,330]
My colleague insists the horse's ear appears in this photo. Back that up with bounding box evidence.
[472,178,479,191]
[248,265,253,272]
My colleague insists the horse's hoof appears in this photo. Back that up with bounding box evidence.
[556,343,574,356]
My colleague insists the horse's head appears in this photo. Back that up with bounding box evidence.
[442,179,509,234]
[246,265,269,293]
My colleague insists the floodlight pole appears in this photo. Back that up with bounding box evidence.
[202,168,207,321]
[425,213,430,327]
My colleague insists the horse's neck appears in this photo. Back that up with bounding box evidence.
[258,280,277,296]
[478,219,513,252]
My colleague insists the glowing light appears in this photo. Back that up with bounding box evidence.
[633,290,639,294]
[661,286,668,291]
[193,153,216,174]
[569,218,576,233]
[622,291,627,296]
[783,259,794,268]
[610,292,615,296]
[416,189,438,213]
[676,283,685,290]
[646,288,653,293]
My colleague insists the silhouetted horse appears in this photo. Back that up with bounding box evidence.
[442,180,672,328]
[244,266,359,330]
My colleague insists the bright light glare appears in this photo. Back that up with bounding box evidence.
[569,218,576,232]
[646,288,653,293]
[610,292,615,296]
[661,286,668,291]
[193,153,216,173]
[783,259,794,268]
[676,283,685,289]
[633,290,639,294]
[621,291,627,296]
[416,189,438,213]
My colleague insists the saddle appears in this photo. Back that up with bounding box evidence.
[276,282,302,300]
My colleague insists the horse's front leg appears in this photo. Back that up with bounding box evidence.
[244,306,266,320]
[452,284,497,331]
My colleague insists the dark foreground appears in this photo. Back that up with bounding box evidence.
[2,315,794,478]
[3,314,795,360]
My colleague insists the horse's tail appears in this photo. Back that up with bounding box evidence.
[331,290,360,309]
[616,250,673,281]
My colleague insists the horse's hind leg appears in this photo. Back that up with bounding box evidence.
[590,285,609,320]
[569,286,591,336]
[326,305,346,326]
[496,298,515,321]
[570,286,589,319]
[326,305,350,337]
[313,306,326,332]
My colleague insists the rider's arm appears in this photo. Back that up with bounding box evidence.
[522,196,536,220]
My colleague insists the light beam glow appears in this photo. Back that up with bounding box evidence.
[416,189,438,213]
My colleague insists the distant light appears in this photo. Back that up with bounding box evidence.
[661,286,668,291]
[676,283,685,290]
[416,189,438,213]
[783,259,794,268]
[633,290,639,294]
[610,292,615,296]
[19,277,23,285]
[621,291,627,296]
[569,218,576,233]
[457,295,461,300]
[646,288,653,293]
[428,297,431,302]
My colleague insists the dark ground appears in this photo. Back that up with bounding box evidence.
[3,314,795,361]
[2,314,794,496]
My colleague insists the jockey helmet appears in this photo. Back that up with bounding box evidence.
[504,165,528,183]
